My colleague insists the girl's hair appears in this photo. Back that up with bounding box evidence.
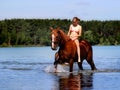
[73,17,80,22]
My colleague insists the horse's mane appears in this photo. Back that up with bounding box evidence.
[56,28,71,46]
[57,28,70,42]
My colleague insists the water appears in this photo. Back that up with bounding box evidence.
[0,46,120,90]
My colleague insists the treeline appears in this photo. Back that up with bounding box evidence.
[0,19,120,47]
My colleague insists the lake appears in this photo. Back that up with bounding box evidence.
[0,46,120,90]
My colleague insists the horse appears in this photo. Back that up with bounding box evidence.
[50,27,97,72]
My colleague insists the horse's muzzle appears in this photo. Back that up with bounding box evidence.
[51,45,58,50]
[51,47,57,50]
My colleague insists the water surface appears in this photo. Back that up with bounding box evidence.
[0,46,120,90]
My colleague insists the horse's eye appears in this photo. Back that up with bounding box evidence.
[56,36,59,39]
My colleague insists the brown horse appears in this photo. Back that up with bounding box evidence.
[50,28,97,72]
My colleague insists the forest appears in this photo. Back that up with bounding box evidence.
[0,19,120,47]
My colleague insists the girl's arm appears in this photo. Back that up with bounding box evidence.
[78,26,82,36]
[67,25,71,36]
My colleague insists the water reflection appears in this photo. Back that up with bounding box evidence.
[59,72,93,90]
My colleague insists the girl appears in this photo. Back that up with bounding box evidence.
[67,17,82,62]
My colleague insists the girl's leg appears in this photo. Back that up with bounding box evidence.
[75,40,81,62]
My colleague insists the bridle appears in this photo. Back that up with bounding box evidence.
[51,31,61,50]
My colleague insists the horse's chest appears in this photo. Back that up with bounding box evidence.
[58,50,67,59]
[58,48,76,60]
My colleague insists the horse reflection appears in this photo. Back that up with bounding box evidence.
[59,73,93,90]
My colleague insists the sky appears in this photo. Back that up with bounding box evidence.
[0,0,120,20]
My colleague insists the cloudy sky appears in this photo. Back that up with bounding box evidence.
[0,0,120,20]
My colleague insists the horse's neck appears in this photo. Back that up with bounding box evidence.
[59,30,70,46]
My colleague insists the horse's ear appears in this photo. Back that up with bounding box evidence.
[57,27,60,30]
[49,27,53,31]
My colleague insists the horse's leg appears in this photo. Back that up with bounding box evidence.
[69,59,74,72]
[77,62,83,70]
[54,52,59,65]
[87,56,97,70]
[54,52,59,72]
[88,60,97,70]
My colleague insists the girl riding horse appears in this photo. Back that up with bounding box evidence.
[67,17,82,62]
[50,28,97,72]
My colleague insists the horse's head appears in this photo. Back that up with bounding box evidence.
[50,27,70,50]
[50,27,60,50]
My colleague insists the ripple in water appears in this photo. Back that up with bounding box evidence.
[44,65,68,73]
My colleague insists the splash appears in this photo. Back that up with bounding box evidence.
[44,64,68,73]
